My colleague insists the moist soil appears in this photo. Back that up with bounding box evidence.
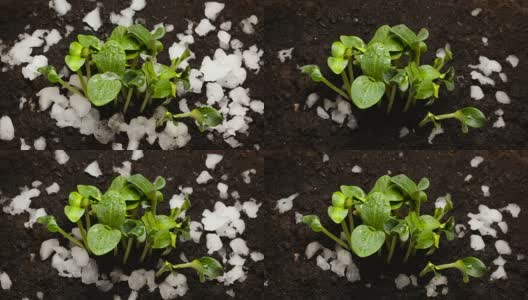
[0,0,264,150]
[0,150,527,299]
[264,0,528,150]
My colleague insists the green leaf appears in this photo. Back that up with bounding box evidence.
[107,176,141,201]
[417,28,429,41]
[93,40,126,75]
[360,43,391,80]
[96,190,127,228]
[78,185,102,200]
[155,215,178,230]
[68,192,83,207]
[414,80,436,100]
[419,215,441,231]
[120,219,146,239]
[340,36,365,51]
[331,191,347,207]
[419,65,442,81]
[69,42,83,57]
[383,218,410,242]
[128,174,156,196]
[302,215,324,232]
[192,257,224,282]
[128,24,155,50]
[327,57,349,75]
[37,215,60,232]
[77,34,102,50]
[351,225,385,257]
[122,70,146,88]
[457,257,487,279]
[87,73,122,106]
[65,55,86,72]
[417,178,430,191]
[390,24,419,48]
[38,66,61,83]
[391,174,418,196]
[152,26,166,40]
[328,206,349,224]
[340,185,366,200]
[331,41,346,58]
[87,224,121,255]
[415,230,435,249]
[190,107,224,131]
[151,229,172,249]
[153,176,166,190]
[457,107,486,129]
[108,26,141,51]
[301,65,324,82]
[368,25,403,52]
[360,192,391,229]
[64,206,85,223]
[151,79,173,99]
[350,76,385,109]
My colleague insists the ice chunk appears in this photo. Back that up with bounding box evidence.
[195,19,216,36]
[495,240,511,255]
[204,2,225,21]
[49,0,72,16]
[71,247,89,267]
[0,272,12,290]
[275,193,299,213]
[500,203,521,218]
[495,91,511,104]
[40,239,60,260]
[84,161,102,177]
[54,150,70,164]
[470,156,484,167]
[206,233,223,254]
[83,7,102,31]
[395,274,410,290]
[470,235,485,251]
[505,55,519,68]
[230,238,249,256]
[46,182,60,195]
[278,48,294,63]
[205,154,223,169]
[0,116,15,141]
[470,86,484,100]
[196,170,213,184]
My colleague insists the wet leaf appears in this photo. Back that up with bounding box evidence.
[351,225,385,257]
[87,224,121,255]
[87,73,122,106]
[350,76,385,109]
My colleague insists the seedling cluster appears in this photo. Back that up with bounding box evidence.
[38,24,223,132]
[302,174,486,282]
[37,174,223,282]
[302,24,486,133]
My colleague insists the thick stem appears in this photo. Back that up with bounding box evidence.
[57,228,85,249]
[341,72,351,92]
[387,84,397,114]
[341,221,351,245]
[155,262,194,277]
[347,62,355,83]
[321,78,350,100]
[140,91,151,113]
[76,220,88,248]
[58,79,84,97]
[77,71,88,95]
[85,212,91,230]
[321,228,350,250]
[348,210,355,232]
[123,238,134,264]
[85,60,92,80]
[404,91,414,112]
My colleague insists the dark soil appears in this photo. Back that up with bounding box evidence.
[264,150,528,299]
[0,151,266,299]
[264,0,528,149]
[0,0,264,150]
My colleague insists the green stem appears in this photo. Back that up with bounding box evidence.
[124,87,134,114]
[114,246,118,256]
[58,79,84,97]
[140,91,151,113]
[321,228,350,250]
[77,71,88,95]
[403,240,414,263]
[140,241,150,263]
[404,91,414,112]
[85,212,91,230]
[123,238,133,264]
[387,84,397,114]
[341,72,351,92]
[348,62,355,82]
[341,221,351,245]
[321,78,350,100]
[76,220,88,248]
[57,228,85,249]
[155,262,194,277]
[387,235,397,263]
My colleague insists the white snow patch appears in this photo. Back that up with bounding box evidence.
[275,193,299,213]
[84,161,102,178]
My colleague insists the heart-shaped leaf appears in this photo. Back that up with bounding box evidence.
[390,24,419,48]
[351,225,386,257]
[65,55,86,72]
[360,43,391,80]
[457,107,486,129]
[190,107,224,131]
[87,224,121,255]
[331,191,347,207]
[327,57,349,74]
[328,206,349,224]
[77,34,102,50]
[350,76,385,109]
[301,65,324,82]
[128,174,156,196]
[391,174,418,196]
[360,192,391,230]
[96,190,126,228]
[93,40,126,75]
[151,229,172,249]
[340,185,366,200]
[192,257,224,282]
[87,73,122,106]
[368,25,403,52]
[77,185,102,200]
[302,215,324,232]
[37,215,60,233]
[64,205,85,223]
[340,35,365,51]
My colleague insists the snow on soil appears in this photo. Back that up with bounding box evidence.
[0,116,15,141]
[2,3,264,149]
[275,193,299,213]
[84,161,102,178]
[306,244,361,283]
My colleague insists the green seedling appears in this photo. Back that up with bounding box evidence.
[302,174,486,282]
[419,107,486,133]
[156,257,224,283]
[37,174,223,282]
[302,24,486,133]
[419,257,487,283]
[38,24,222,132]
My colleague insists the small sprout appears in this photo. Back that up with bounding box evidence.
[419,107,487,133]
[156,256,223,283]
[301,24,486,134]
[302,174,485,283]
[419,257,487,283]
[161,106,224,132]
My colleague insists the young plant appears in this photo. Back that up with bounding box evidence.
[37,174,223,282]
[301,24,486,133]
[38,24,222,132]
[419,257,487,283]
[302,174,486,282]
